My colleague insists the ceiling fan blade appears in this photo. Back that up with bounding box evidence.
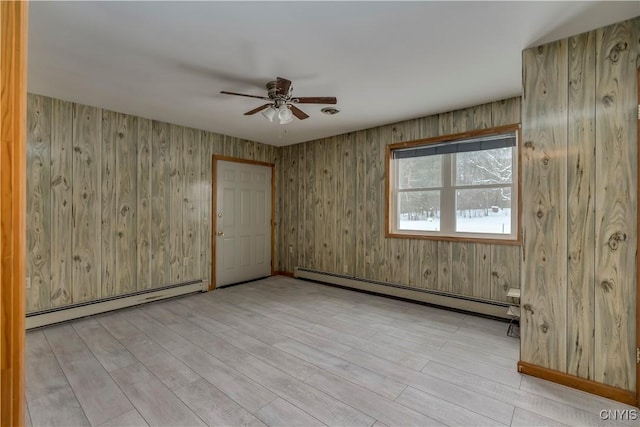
[220,91,270,100]
[294,97,337,104]
[276,77,292,96]
[290,105,309,120]
[244,104,271,115]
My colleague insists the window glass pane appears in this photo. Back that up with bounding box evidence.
[398,190,440,231]
[456,188,511,234]
[397,156,442,189]
[455,147,512,186]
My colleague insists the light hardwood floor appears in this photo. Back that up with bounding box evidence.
[26,276,637,427]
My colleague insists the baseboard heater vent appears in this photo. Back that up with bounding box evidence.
[294,267,510,319]
[26,280,208,330]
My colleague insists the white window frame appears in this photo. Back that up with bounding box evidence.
[386,125,520,244]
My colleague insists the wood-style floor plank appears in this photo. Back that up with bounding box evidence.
[395,386,506,427]
[72,318,138,372]
[25,405,32,427]
[275,339,407,400]
[173,378,266,427]
[510,408,568,427]
[255,398,326,427]
[25,331,69,402]
[341,348,515,425]
[43,325,134,426]
[305,370,443,427]
[99,409,149,427]
[110,362,206,427]
[27,387,90,427]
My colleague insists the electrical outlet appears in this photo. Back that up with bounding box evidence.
[289,245,293,254]
[26,277,31,289]
[365,255,371,264]
[183,257,189,266]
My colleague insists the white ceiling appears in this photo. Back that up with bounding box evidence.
[28,1,639,146]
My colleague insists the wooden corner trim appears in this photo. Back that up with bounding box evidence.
[517,361,638,407]
[273,271,294,277]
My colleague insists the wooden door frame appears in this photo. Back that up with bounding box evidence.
[0,2,28,425]
[636,66,639,407]
[210,155,275,291]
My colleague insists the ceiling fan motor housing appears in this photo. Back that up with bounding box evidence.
[267,80,289,99]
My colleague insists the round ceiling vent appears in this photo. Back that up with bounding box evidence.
[321,107,340,115]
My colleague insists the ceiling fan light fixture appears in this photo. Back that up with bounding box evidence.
[278,105,293,124]
[262,106,277,122]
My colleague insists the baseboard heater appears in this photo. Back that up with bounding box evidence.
[294,268,510,320]
[26,280,208,330]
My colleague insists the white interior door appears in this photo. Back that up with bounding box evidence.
[215,160,272,287]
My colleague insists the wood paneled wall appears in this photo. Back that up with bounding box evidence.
[277,97,522,303]
[26,94,278,312]
[521,17,639,392]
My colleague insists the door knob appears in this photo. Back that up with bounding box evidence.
[217,231,224,236]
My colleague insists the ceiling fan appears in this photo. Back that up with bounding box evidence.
[221,77,337,124]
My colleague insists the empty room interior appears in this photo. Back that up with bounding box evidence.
[2,1,640,426]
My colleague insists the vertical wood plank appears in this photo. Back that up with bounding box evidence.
[364,128,380,279]
[490,245,520,302]
[473,244,491,299]
[50,98,73,306]
[314,139,325,271]
[136,118,152,290]
[355,131,366,277]
[290,144,300,272]
[182,128,201,281]
[100,110,117,297]
[223,135,234,157]
[169,125,184,283]
[325,137,337,273]
[115,113,137,294]
[451,243,474,296]
[520,39,568,373]
[472,103,493,130]
[566,31,596,380]
[491,97,522,127]
[334,137,344,274]
[297,142,306,270]
[72,104,102,302]
[419,241,439,290]
[273,146,281,272]
[452,108,473,133]
[26,94,51,311]
[305,141,315,269]
[593,20,637,391]
[151,121,171,288]
[437,242,452,293]
[280,146,293,271]
[342,134,356,276]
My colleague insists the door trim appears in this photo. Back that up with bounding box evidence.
[210,155,275,291]
[1,2,28,425]
[636,66,639,407]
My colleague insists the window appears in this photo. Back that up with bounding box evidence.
[387,125,519,242]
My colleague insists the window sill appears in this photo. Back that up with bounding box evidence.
[385,231,522,246]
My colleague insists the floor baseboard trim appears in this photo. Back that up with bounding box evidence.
[26,280,207,330]
[517,361,638,407]
[294,267,511,320]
